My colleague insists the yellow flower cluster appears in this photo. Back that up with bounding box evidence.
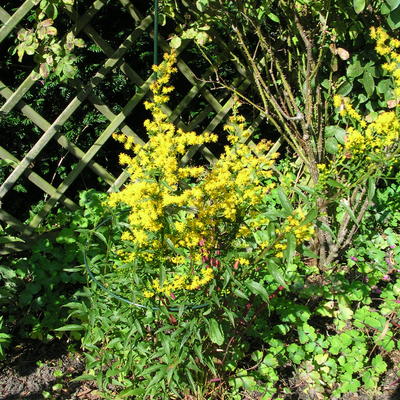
[108,52,218,253]
[331,28,400,161]
[143,268,214,298]
[370,26,400,95]
[337,97,363,123]
[274,208,314,258]
[223,114,252,143]
[108,51,278,299]
[185,120,278,240]
[344,111,399,155]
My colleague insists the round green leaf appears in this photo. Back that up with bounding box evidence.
[335,128,347,145]
[337,80,353,96]
[325,137,339,154]
[170,37,182,49]
[387,6,400,29]
[325,125,345,138]
[353,0,366,14]
[386,0,400,11]
[347,60,363,78]
[377,79,392,95]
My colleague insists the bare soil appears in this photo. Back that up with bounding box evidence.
[0,340,99,400]
[1,340,400,400]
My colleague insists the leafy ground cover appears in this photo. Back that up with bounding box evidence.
[2,1,400,399]
[2,77,400,397]
[1,182,400,399]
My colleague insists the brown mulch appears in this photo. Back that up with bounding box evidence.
[1,340,400,399]
[0,340,99,400]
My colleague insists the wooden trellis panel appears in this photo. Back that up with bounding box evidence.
[0,0,281,254]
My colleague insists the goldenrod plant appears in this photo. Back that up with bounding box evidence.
[165,0,400,269]
[316,27,400,265]
[71,35,400,399]
[105,52,314,306]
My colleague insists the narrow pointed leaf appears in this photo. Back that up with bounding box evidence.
[269,260,288,289]
[207,318,224,346]
[276,188,293,213]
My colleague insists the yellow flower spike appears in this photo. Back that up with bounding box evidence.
[333,95,342,108]
[143,290,155,298]
[108,50,280,299]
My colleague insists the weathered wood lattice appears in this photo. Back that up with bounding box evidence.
[0,0,281,254]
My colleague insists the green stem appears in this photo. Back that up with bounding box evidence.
[153,0,159,65]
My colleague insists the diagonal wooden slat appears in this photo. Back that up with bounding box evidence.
[0,15,153,201]
[0,208,36,238]
[0,0,36,43]
[28,69,158,228]
[0,1,108,115]
[0,0,282,254]
[0,80,116,185]
[0,146,78,211]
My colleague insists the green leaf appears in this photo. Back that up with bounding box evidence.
[361,71,375,97]
[381,1,392,14]
[325,125,339,138]
[365,316,383,329]
[119,387,145,397]
[337,80,353,96]
[74,38,85,48]
[314,353,329,365]
[298,329,310,344]
[316,221,336,240]
[92,230,108,246]
[195,31,209,46]
[325,126,347,146]
[387,6,400,29]
[267,12,280,22]
[386,0,400,10]
[347,60,363,78]
[208,318,224,346]
[54,324,84,332]
[233,288,248,300]
[353,0,366,14]
[326,178,346,189]
[376,79,392,95]
[245,280,269,302]
[269,260,288,289]
[325,137,339,154]
[145,367,168,396]
[303,208,318,225]
[368,178,376,202]
[371,354,387,374]
[262,354,278,367]
[276,188,293,213]
[170,36,182,49]
[302,246,319,259]
[297,184,316,195]
[160,264,166,286]
[283,233,296,265]
[195,0,208,11]
[56,228,76,244]
[338,296,354,320]
[340,199,359,226]
[335,129,346,145]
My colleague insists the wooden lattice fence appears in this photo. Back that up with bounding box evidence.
[0,0,281,254]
